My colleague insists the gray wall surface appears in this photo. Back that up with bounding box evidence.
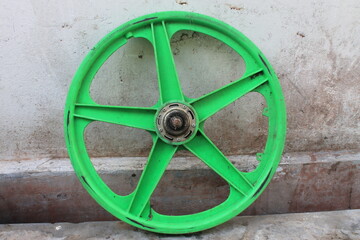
[1,0,359,160]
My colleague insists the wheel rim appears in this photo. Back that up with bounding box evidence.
[64,11,286,234]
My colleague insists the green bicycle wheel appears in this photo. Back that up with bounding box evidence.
[64,11,286,234]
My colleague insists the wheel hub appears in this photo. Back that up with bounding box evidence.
[157,103,196,143]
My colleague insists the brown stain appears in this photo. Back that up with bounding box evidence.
[309,153,317,162]
[296,32,305,38]
[279,23,360,154]
[84,121,153,158]
[289,161,355,213]
[170,32,199,44]
[225,4,243,10]
[203,92,267,156]
[175,0,187,5]
[328,161,340,174]
[0,174,115,223]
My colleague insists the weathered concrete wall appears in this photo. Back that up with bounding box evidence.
[1,151,359,223]
[0,0,359,160]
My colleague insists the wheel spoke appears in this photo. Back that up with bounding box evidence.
[190,69,267,122]
[184,130,254,196]
[151,21,184,104]
[73,103,156,131]
[128,138,177,216]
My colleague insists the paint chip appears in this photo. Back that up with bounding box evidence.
[176,0,188,5]
[297,32,305,38]
[226,4,243,10]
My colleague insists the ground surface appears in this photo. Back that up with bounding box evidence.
[0,210,359,240]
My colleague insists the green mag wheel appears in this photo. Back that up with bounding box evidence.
[64,11,286,234]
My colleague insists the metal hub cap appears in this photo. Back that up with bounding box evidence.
[157,103,196,143]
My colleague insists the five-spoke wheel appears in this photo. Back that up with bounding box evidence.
[64,11,286,234]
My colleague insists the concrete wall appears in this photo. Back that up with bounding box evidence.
[1,151,359,223]
[1,0,359,160]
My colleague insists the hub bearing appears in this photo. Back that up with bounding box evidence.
[157,103,196,143]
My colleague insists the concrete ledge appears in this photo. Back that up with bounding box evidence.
[0,150,359,223]
[0,210,359,239]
